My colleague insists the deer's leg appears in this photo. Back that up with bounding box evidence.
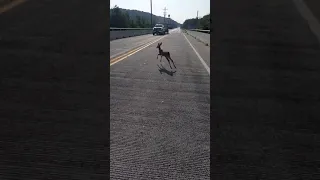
[160,55,163,62]
[169,56,176,68]
[165,56,172,69]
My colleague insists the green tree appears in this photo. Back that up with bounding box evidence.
[135,15,141,28]
[199,14,210,30]
[123,11,130,28]
[182,18,198,29]
[182,14,210,30]
[141,17,146,28]
[110,5,130,28]
[129,19,137,28]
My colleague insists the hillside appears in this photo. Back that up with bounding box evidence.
[110,6,181,28]
[121,8,181,27]
[181,14,210,30]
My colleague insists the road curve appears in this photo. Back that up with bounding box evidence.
[0,0,108,179]
[110,29,210,179]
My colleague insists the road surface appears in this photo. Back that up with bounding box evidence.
[0,0,108,179]
[212,0,320,179]
[110,28,210,179]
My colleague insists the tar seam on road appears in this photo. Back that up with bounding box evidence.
[0,0,27,14]
[293,0,320,43]
[110,36,166,66]
[182,33,210,75]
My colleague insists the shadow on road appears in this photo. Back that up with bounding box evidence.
[157,64,176,76]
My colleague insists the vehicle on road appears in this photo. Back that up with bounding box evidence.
[153,24,169,35]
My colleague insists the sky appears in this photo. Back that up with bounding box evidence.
[110,0,210,24]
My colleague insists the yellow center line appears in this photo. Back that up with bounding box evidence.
[110,43,147,63]
[110,36,166,66]
[0,0,27,14]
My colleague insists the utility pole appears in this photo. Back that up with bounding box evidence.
[150,0,153,27]
[163,7,167,24]
[196,10,199,29]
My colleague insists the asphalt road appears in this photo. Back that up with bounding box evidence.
[110,28,181,58]
[212,0,320,179]
[0,0,108,179]
[110,28,210,179]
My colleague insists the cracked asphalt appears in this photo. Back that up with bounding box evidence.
[110,29,210,179]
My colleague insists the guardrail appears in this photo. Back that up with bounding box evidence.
[110,28,153,41]
[189,29,210,34]
[182,28,210,46]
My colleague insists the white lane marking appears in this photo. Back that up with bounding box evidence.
[293,0,320,43]
[182,33,210,75]
[110,35,166,66]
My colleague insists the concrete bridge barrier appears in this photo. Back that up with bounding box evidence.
[184,29,210,46]
[110,28,153,41]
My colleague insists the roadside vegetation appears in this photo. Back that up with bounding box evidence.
[181,14,210,30]
[110,5,151,28]
[110,5,181,29]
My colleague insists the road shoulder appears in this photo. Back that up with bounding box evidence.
[182,31,210,67]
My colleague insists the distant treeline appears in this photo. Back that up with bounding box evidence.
[110,5,180,29]
[110,5,151,28]
[181,14,210,30]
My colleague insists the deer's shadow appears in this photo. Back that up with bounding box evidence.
[157,64,176,76]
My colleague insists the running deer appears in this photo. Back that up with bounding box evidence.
[156,42,176,69]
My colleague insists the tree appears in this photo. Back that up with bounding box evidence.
[182,18,198,29]
[110,5,130,28]
[141,18,146,28]
[110,5,181,29]
[199,14,210,30]
[129,19,137,28]
[135,15,142,28]
[182,13,210,30]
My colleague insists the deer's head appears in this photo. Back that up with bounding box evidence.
[156,42,162,49]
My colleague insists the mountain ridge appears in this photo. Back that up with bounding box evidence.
[112,7,181,28]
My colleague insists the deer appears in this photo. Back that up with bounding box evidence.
[156,42,176,69]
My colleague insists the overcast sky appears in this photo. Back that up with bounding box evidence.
[110,0,210,24]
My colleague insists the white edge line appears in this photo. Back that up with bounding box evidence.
[110,36,166,66]
[293,0,320,43]
[182,32,210,75]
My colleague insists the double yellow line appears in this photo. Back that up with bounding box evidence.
[110,36,166,66]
